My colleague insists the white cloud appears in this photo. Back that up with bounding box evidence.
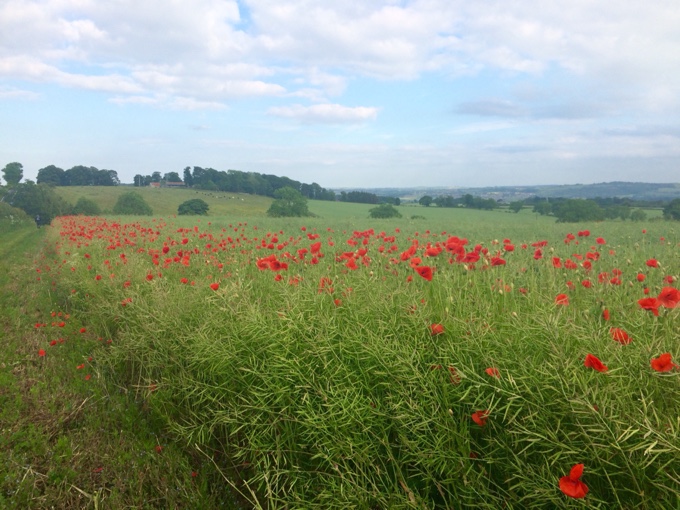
[268,103,378,123]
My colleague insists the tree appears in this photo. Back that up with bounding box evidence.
[368,203,402,219]
[8,181,72,223]
[419,195,433,207]
[72,197,101,216]
[533,201,552,216]
[112,192,153,215]
[36,165,65,186]
[164,172,182,182]
[178,199,209,215]
[630,209,647,222]
[267,187,311,217]
[133,174,144,187]
[663,198,680,220]
[151,171,162,183]
[508,200,524,213]
[2,162,23,186]
[552,199,605,223]
[183,167,194,187]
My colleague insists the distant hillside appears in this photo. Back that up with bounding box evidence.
[334,182,680,202]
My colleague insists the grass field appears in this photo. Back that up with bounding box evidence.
[2,187,679,508]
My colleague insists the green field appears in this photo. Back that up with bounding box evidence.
[2,188,679,509]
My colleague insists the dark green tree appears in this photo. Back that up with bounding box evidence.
[9,181,72,224]
[553,199,605,223]
[663,199,680,220]
[630,209,647,222]
[508,200,524,213]
[164,172,182,182]
[183,167,194,187]
[2,162,23,186]
[72,197,102,216]
[419,195,433,207]
[267,187,311,217]
[369,203,402,219]
[178,199,209,215]
[533,201,552,216]
[133,174,144,187]
[151,171,162,183]
[112,192,153,215]
[36,165,65,186]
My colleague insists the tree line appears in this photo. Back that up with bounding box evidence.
[134,166,337,201]
[36,165,120,186]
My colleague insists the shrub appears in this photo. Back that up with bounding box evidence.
[368,203,402,219]
[72,197,101,216]
[178,199,209,216]
[112,192,153,216]
[267,187,311,217]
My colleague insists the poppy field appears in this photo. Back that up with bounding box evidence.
[34,211,679,508]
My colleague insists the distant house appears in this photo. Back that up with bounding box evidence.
[149,182,161,188]
[164,181,186,188]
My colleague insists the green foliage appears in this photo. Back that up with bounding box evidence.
[164,172,182,182]
[419,195,433,207]
[663,198,680,220]
[630,208,648,222]
[368,203,402,218]
[36,165,65,186]
[112,191,153,216]
[508,200,524,213]
[533,201,552,215]
[552,199,605,222]
[8,181,72,224]
[178,198,209,215]
[2,162,23,186]
[267,187,311,217]
[72,197,102,216]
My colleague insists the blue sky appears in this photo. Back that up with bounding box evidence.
[1,0,679,188]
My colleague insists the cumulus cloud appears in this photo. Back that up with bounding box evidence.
[268,103,378,123]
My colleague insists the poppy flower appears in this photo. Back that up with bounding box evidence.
[485,367,501,378]
[471,410,489,427]
[555,293,569,306]
[602,309,610,321]
[645,258,659,268]
[559,463,589,499]
[430,323,444,336]
[584,354,608,373]
[657,287,680,308]
[638,297,661,316]
[610,327,632,345]
[650,353,678,372]
[38,349,46,357]
[210,282,219,291]
[415,265,434,281]
[636,273,646,282]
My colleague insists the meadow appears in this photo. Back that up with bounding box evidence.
[3,192,679,508]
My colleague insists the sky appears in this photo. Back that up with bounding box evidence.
[1,0,679,188]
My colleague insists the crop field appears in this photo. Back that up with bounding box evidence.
[8,201,680,508]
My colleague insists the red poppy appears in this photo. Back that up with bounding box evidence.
[430,323,444,336]
[602,309,610,321]
[559,463,589,499]
[415,265,434,281]
[657,287,680,308]
[636,273,646,282]
[584,354,608,373]
[645,258,659,268]
[638,297,661,316]
[650,353,678,372]
[38,349,46,357]
[596,237,606,245]
[485,367,500,378]
[210,282,219,291]
[333,299,342,307]
[610,327,632,345]
[471,410,489,427]
[555,293,569,306]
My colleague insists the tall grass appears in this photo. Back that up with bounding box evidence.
[42,212,679,508]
